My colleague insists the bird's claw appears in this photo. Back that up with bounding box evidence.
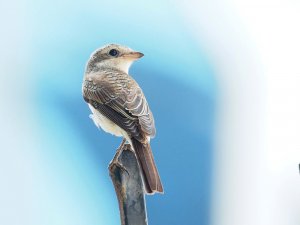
[109,160,130,177]
[116,162,130,177]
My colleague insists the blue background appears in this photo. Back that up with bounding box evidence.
[2,1,300,225]
[1,1,216,225]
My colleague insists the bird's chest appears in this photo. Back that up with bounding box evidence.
[88,104,126,137]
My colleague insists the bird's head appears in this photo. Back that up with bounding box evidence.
[86,44,144,74]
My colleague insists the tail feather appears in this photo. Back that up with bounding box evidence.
[131,138,163,194]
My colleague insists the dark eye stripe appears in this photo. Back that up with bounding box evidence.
[109,49,119,57]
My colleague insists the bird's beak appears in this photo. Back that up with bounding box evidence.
[122,51,144,59]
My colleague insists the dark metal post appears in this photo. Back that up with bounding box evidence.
[109,144,148,225]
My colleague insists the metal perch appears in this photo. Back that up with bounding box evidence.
[109,141,148,225]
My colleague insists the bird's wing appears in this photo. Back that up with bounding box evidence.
[82,70,156,141]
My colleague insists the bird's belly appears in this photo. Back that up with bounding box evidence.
[88,104,127,138]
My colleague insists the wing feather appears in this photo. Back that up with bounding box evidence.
[82,70,156,140]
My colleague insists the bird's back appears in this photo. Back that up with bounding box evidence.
[83,69,156,140]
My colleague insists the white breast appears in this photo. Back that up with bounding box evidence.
[88,104,130,139]
[88,104,150,143]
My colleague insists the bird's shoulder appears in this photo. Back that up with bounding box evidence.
[83,70,138,106]
[85,69,139,88]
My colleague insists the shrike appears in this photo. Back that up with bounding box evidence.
[82,44,163,194]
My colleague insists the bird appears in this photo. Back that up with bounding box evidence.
[82,44,163,194]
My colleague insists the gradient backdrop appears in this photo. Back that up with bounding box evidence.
[1,1,299,225]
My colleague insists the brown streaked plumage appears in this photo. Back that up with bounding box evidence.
[82,44,163,194]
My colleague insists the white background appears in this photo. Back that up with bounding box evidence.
[177,0,300,224]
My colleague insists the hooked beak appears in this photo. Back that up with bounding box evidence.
[122,51,144,59]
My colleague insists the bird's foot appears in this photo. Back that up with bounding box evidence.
[108,138,129,176]
[110,161,130,177]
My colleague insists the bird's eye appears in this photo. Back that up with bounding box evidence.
[108,49,119,57]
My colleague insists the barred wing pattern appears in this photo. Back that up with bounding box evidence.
[82,70,156,142]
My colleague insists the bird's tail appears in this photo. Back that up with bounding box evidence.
[131,138,164,195]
